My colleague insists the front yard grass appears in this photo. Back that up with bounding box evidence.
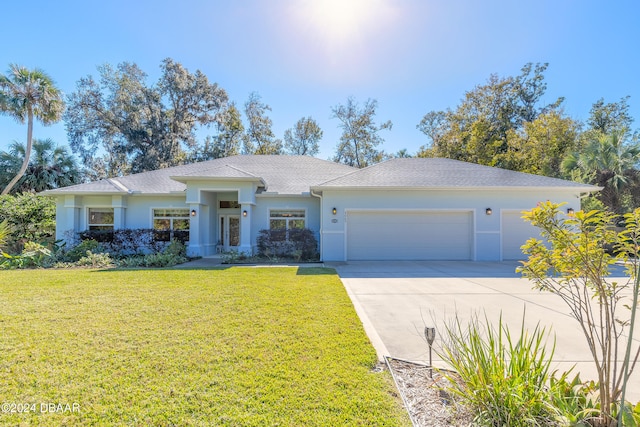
[0,267,409,426]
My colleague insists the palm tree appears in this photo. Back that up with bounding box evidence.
[562,131,640,212]
[0,65,64,195]
[0,139,82,193]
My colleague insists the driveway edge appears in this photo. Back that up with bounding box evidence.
[339,276,389,361]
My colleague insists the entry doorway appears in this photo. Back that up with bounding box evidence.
[219,215,240,251]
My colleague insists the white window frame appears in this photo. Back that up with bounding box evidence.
[268,209,306,230]
[87,207,114,231]
[152,208,191,242]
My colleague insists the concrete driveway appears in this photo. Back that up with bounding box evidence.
[329,261,640,402]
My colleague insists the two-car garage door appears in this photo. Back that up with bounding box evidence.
[346,211,473,261]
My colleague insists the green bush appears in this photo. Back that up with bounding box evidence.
[0,219,9,251]
[0,241,53,269]
[62,239,104,262]
[438,311,559,427]
[163,239,187,258]
[0,193,55,253]
[117,241,188,268]
[76,251,114,268]
[549,371,600,426]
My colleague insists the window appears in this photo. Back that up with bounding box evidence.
[269,210,305,230]
[153,208,190,242]
[219,201,241,209]
[88,208,114,230]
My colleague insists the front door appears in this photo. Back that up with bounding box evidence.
[219,215,240,250]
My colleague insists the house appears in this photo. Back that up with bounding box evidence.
[42,155,599,261]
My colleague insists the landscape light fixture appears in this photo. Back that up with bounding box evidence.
[243,210,248,217]
[190,209,197,217]
[332,207,337,215]
[424,327,436,379]
[485,208,492,216]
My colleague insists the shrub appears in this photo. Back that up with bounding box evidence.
[0,219,9,251]
[519,203,640,425]
[75,251,114,268]
[62,239,104,263]
[0,241,53,269]
[257,228,318,260]
[549,371,600,426]
[438,311,558,427]
[0,193,56,252]
[77,228,163,257]
[117,241,187,268]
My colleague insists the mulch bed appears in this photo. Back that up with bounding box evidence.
[384,357,475,427]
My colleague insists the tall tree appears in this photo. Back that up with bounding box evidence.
[0,139,82,193]
[588,96,634,136]
[242,92,283,155]
[65,59,228,177]
[190,103,244,161]
[0,65,64,195]
[501,110,580,177]
[562,131,640,213]
[283,116,322,156]
[562,97,640,213]
[416,63,564,168]
[331,97,392,168]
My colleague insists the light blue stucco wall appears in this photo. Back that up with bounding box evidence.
[53,186,584,261]
[53,190,321,257]
[319,188,583,262]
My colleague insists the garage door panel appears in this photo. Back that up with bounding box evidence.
[502,211,541,260]
[346,211,472,261]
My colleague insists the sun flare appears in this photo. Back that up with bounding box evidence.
[291,0,393,48]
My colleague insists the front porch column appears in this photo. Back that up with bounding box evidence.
[239,203,253,254]
[112,196,127,230]
[187,203,203,257]
[59,195,80,242]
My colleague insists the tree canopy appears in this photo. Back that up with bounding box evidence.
[332,97,392,168]
[242,92,282,155]
[65,58,228,178]
[416,63,566,168]
[0,64,64,194]
[284,117,322,156]
[0,139,82,194]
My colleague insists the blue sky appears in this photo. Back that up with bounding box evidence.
[1,0,638,162]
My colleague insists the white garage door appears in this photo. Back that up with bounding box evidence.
[346,211,473,261]
[501,211,541,260]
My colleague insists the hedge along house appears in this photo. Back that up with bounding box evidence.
[43,155,599,261]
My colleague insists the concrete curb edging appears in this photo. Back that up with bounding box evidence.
[339,276,390,361]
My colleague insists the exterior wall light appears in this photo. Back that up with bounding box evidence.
[190,209,197,217]
[485,208,492,215]
[332,207,337,215]
[242,210,248,217]
[567,208,575,214]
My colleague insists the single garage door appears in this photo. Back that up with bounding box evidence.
[346,211,473,261]
[501,211,540,260]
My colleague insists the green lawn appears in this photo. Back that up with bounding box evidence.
[0,267,409,426]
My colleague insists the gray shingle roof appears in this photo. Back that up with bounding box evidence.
[314,158,599,190]
[42,156,599,196]
[43,155,357,196]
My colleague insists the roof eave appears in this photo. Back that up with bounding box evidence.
[311,185,601,192]
[40,190,127,196]
[170,175,267,186]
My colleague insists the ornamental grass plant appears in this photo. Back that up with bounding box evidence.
[438,311,559,427]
